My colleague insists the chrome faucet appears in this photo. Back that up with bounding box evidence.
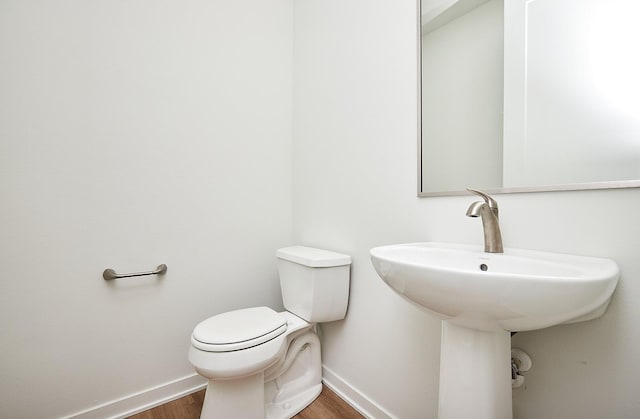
[466,188,504,253]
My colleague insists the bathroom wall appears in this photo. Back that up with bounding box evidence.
[293,1,640,418]
[0,1,292,417]
[3,1,639,418]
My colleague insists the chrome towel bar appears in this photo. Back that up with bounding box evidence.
[103,264,168,281]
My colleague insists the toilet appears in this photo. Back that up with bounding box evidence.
[188,246,351,419]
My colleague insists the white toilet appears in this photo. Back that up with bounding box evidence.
[188,246,351,419]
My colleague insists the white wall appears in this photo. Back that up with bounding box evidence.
[293,1,441,417]
[293,1,640,418]
[0,1,293,417]
[3,1,640,418]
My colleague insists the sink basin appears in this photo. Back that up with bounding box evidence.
[371,242,619,419]
[370,242,619,331]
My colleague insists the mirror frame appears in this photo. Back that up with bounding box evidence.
[416,0,640,197]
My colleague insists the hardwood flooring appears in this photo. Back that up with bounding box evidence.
[127,385,364,419]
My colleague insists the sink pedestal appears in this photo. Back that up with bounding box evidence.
[438,322,512,419]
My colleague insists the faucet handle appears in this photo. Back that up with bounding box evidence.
[467,188,499,210]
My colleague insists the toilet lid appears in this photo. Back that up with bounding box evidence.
[192,306,287,352]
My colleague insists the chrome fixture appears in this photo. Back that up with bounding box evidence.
[466,188,503,253]
[103,264,167,281]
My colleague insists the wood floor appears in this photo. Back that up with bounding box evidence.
[127,385,364,419]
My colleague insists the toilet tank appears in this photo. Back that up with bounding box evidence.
[276,246,351,323]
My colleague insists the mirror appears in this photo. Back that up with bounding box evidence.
[419,0,640,196]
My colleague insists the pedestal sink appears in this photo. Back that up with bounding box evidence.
[370,242,619,419]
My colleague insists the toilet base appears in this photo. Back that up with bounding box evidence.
[198,330,322,419]
[200,377,322,419]
[265,383,322,419]
[264,330,322,418]
[201,373,265,419]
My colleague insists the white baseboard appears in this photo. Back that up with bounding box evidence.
[64,367,389,419]
[321,365,395,419]
[65,374,207,419]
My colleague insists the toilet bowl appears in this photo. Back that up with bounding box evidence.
[188,246,351,419]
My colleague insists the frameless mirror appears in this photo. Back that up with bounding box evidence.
[419,0,640,196]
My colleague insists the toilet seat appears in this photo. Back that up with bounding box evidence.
[192,306,287,352]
